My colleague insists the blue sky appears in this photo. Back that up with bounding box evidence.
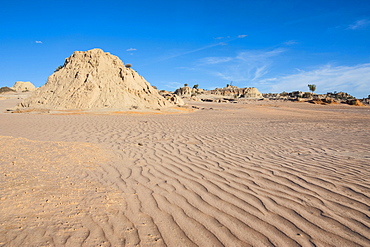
[1,0,370,98]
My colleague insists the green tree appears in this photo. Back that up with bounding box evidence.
[308,84,316,93]
[184,83,188,87]
[193,84,199,89]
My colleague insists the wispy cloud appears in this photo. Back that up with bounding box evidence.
[199,57,233,65]
[157,35,248,63]
[214,36,230,40]
[159,43,223,62]
[199,48,285,84]
[283,40,298,46]
[215,35,246,40]
[236,48,285,62]
[126,48,137,51]
[253,65,268,81]
[259,63,370,98]
[35,41,42,44]
[163,81,185,90]
[197,47,370,98]
[347,18,370,30]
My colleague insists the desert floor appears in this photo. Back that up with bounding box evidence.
[0,94,369,246]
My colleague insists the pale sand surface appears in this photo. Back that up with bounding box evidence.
[0,97,369,246]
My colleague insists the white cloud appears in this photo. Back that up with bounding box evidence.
[253,65,268,81]
[199,57,233,65]
[35,41,42,44]
[157,43,226,62]
[236,48,285,62]
[238,34,248,38]
[163,81,185,90]
[260,63,370,98]
[198,48,286,84]
[126,48,137,51]
[214,36,231,40]
[233,48,285,82]
[283,40,298,46]
[156,35,249,64]
[213,71,233,81]
[347,18,370,30]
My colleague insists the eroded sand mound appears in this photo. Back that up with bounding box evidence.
[12,81,36,92]
[207,86,262,98]
[20,49,172,110]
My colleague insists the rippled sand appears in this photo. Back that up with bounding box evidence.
[1,98,369,246]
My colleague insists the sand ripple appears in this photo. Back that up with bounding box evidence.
[1,102,369,246]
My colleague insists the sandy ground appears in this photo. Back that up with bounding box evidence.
[0,95,369,246]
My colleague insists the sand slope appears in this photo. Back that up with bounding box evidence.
[0,101,369,246]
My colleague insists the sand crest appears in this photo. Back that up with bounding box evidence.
[0,99,369,246]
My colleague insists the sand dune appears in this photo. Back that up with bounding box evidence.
[1,100,369,246]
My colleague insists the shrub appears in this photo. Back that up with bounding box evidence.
[54,65,63,72]
[125,64,132,68]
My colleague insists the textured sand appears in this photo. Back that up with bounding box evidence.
[0,98,369,246]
